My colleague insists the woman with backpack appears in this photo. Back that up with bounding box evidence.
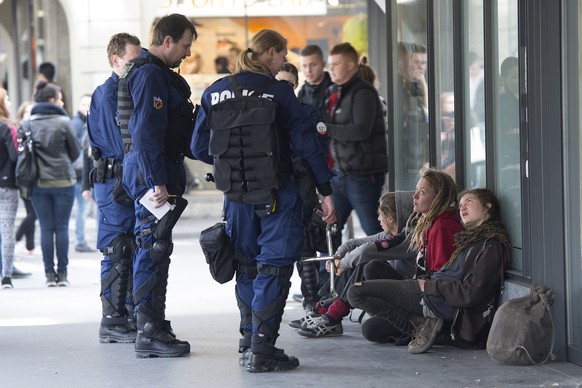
[0,88,19,288]
[23,81,80,287]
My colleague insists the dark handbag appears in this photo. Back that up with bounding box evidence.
[486,285,556,365]
[199,221,237,284]
[15,124,38,189]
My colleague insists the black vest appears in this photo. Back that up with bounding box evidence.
[118,55,196,161]
[207,76,289,207]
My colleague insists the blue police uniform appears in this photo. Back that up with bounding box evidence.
[192,72,332,360]
[87,71,137,343]
[121,53,191,358]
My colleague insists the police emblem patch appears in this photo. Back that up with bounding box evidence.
[153,97,163,110]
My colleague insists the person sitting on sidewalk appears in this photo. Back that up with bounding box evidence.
[296,169,463,338]
[348,188,511,353]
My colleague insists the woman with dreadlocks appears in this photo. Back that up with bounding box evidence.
[348,188,511,353]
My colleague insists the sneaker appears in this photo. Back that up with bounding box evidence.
[75,243,96,253]
[57,273,70,287]
[1,277,13,289]
[45,272,57,287]
[408,315,443,354]
[297,314,343,338]
[288,311,320,329]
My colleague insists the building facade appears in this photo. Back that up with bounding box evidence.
[0,0,580,366]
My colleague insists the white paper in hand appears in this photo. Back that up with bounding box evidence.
[138,188,173,220]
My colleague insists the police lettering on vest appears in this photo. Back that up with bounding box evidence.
[207,76,290,207]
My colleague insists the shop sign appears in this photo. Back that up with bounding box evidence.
[159,0,328,17]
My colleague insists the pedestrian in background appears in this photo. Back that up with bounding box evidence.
[0,88,19,288]
[71,93,95,253]
[25,81,80,287]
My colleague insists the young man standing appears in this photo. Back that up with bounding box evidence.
[298,44,333,117]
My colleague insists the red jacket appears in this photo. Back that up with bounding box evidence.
[425,210,463,273]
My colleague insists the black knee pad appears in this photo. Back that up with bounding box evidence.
[150,239,173,264]
[104,234,136,265]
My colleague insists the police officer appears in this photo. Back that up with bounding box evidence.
[192,29,336,373]
[87,33,142,343]
[120,14,197,358]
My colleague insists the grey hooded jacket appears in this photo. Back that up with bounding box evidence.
[337,191,417,278]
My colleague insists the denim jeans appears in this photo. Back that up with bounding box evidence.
[331,172,385,239]
[30,185,75,275]
[347,279,423,334]
[74,182,90,246]
[0,187,19,277]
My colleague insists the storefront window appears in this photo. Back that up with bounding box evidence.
[563,0,582,361]
[392,0,429,190]
[433,0,455,181]
[157,0,368,104]
[494,0,522,270]
[464,0,486,188]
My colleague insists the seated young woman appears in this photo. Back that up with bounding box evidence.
[348,188,511,353]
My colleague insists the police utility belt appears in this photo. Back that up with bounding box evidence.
[92,156,121,183]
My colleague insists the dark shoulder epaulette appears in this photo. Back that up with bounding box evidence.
[120,57,148,79]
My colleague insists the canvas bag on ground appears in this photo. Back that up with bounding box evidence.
[486,285,555,365]
[15,123,38,189]
[199,221,237,284]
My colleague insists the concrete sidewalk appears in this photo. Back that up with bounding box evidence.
[1,192,582,387]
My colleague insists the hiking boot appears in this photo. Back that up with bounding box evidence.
[246,352,299,373]
[57,272,69,287]
[288,311,320,329]
[135,331,190,358]
[45,272,57,287]
[408,315,443,354]
[1,277,13,289]
[99,321,137,344]
[297,314,343,338]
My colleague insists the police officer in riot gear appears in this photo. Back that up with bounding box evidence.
[192,29,336,372]
[87,33,142,343]
[120,14,197,358]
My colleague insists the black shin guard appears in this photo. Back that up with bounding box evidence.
[100,234,135,321]
[251,264,294,348]
[236,291,253,352]
[299,260,319,308]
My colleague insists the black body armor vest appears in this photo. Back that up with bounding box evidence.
[207,76,288,205]
[118,55,196,160]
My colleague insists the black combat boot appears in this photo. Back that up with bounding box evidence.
[134,305,190,358]
[246,334,299,373]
